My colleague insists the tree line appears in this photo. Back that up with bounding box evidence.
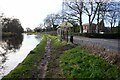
[34,0,120,33]
[0,13,24,34]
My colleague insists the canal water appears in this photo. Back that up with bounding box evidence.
[0,34,42,79]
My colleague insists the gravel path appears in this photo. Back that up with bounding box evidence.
[73,36,119,53]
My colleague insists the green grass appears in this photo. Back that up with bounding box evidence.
[26,32,38,35]
[47,35,63,46]
[3,33,119,79]
[60,46,120,79]
[2,35,47,80]
[45,35,75,78]
[44,34,120,79]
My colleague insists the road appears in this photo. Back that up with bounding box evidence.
[72,36,119,53]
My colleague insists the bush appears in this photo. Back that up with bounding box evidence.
[78,33,120,39]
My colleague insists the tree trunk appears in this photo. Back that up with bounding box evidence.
[97,5,100,33]
[79,12,83,33]
[79,20,83,33]
[88,15,91,33]
[110,22,113,32]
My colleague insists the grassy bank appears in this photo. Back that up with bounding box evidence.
[2,35,47,79]
[59,46,120,79]
[45,35,75,78]
[2,33,120,79]
[44,34,120,79]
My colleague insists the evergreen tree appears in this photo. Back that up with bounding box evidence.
[2,17,24,34]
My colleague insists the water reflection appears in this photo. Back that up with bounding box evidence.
[3,34,23,50]
[0,34,23,77]
[0,34,41,79]
[0,34,23,64]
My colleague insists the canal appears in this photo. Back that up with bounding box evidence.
[0,34,42,79]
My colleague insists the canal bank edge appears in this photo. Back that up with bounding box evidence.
[45,35,120,79]
[2,34,120,79]
[2,35,47,79]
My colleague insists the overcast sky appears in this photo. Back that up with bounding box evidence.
[0,0,119,30]
[0,0,62,29]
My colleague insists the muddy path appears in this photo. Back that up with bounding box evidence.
[37,37,51,78]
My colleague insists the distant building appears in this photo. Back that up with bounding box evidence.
[82,23,110,33]
[82,23,97,33]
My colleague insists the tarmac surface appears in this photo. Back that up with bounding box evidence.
[73,36,119,53]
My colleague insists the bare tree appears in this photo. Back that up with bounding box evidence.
[95,0,110,33]
[44,13,61,30]
[64,0,84,33]
[105,2,120,31]
[26,27,32,32]
[83,0,100,33]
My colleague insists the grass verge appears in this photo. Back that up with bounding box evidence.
[45,35,75,78]
[59,46,120,79]
[2,35,47,80]
[44,34,120,79]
